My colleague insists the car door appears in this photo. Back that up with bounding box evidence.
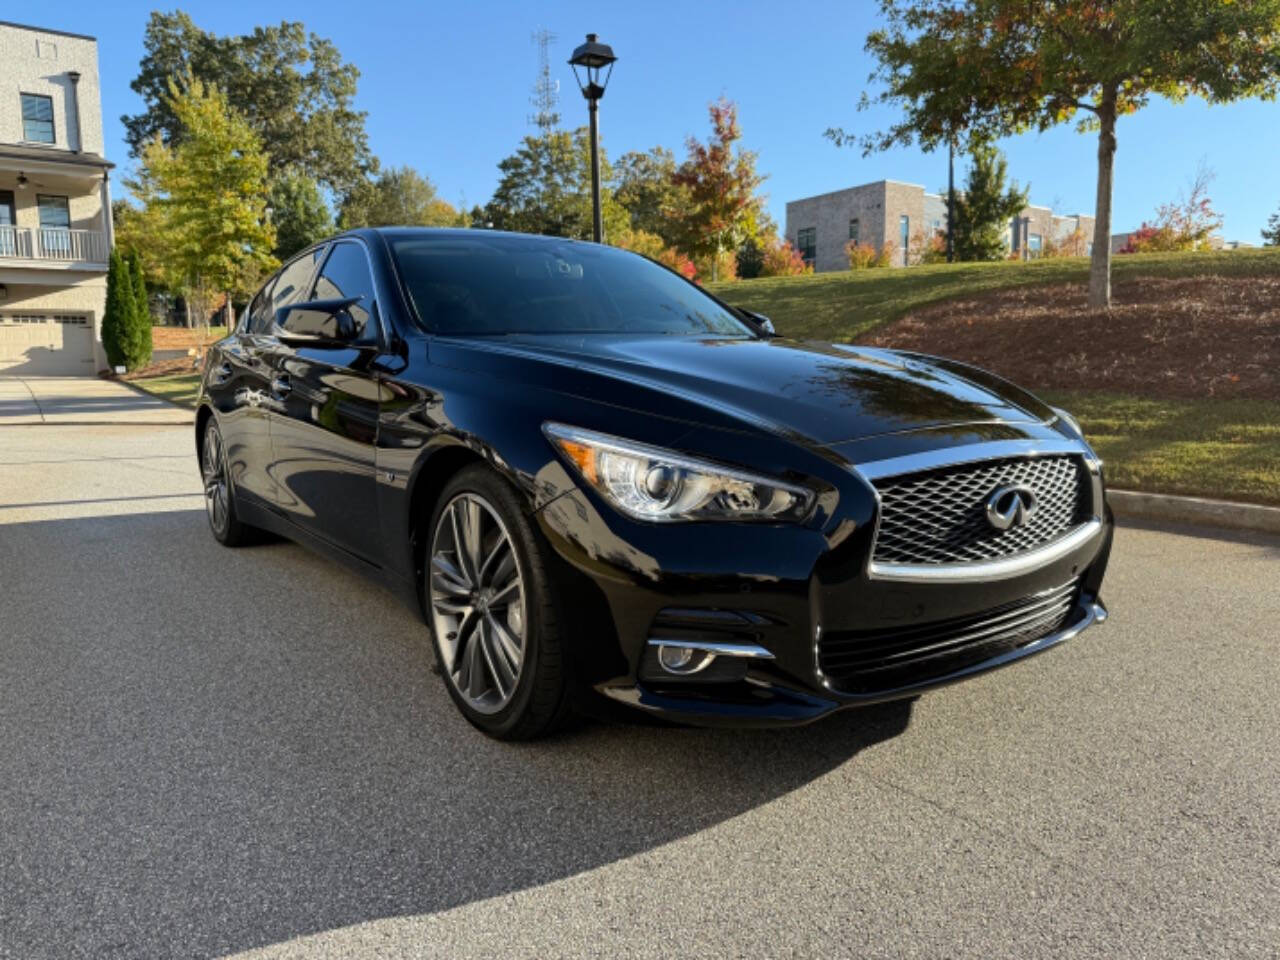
[265,240,384,562]
[205,271,282,509]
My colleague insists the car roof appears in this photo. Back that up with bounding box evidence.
[335,226,592,245]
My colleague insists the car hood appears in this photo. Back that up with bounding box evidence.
[430,333,1056,446]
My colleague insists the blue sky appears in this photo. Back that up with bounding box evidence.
[44,0,1280,242]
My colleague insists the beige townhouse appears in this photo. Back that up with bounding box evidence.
[0,19,114,375]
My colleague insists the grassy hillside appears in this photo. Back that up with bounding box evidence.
[708,248,1280,342]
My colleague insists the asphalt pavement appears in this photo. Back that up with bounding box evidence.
[1,420,1277,959]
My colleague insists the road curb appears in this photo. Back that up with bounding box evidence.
[1108,489,1280,535]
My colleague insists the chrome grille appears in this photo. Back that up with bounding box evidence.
[871,455,1088,566]
[819,578,1080,693]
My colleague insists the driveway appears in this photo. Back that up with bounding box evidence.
[0,376,192,425]
[1,423,1278,959]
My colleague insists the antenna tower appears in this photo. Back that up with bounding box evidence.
[529,28,560,132]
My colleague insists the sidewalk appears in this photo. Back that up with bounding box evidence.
[0,376,193,425]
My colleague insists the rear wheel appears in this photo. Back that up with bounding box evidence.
[201,419,253,547]
[426,465,570,740]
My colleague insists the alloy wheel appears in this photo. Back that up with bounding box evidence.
[202,426,230,536]
[429,493,528,714]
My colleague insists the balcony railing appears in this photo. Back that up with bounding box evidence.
[0,225,109,264]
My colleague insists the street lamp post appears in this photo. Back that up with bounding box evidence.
[568,33,616,244]
[946,140,956,264]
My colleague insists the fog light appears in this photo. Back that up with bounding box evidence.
[657,644,712,675]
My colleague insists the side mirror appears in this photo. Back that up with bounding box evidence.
[274,297,364,346]
[738,308,777,337]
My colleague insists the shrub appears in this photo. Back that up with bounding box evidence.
[656,246,698,281]
[126,248,152,367]
[613,229,698,281]
[759,238,811,277]
[911,229,948,265]
[1122,165,1223,254]
[1043,229,1089,258]
[693,249,737,283]
[736,236,765,279]
[846,240,893,269]
[1119,222,1182,254]
[101,249,133,370]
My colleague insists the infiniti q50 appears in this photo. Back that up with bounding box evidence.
[195,229,1111,740]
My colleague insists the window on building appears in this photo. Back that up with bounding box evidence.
[37,194,71,257]
[899,215,910,266]
[21,93,55,144]
[848,218,860,245]
[1010,218,1021,253]
[1028,233,1043,257]
[1087,242,1094,256]
[797,227,816,264]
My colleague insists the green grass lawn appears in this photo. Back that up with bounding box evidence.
[1042,391,1280,506]
[128,372,202,408]
[708,247,1280,342]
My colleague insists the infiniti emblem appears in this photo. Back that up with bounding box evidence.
[985,484,1039,531]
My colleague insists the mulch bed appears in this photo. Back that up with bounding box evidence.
[150,326,221,351]
[120,355,201,381]
[862,275,1280,400]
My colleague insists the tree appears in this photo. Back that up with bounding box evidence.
[123,11,372,196]
[1121,165,1223,253]
[482,129,628,240]
[101,249,132,370]
[1264,208,1280,247]
[126,248,152,367]
[950,146,1029,261]
[269,171,334,259]
[838,1,1280,307]
[614,147,688,248]
[125,74,277,331]
[671,99,767,280]
[339,167,459,229]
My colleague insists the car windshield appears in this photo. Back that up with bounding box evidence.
[389,233,755,337]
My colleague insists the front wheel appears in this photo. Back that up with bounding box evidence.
[426,465,571,740]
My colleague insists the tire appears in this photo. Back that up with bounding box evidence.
[425,464,571,740]
[200,418,254,548]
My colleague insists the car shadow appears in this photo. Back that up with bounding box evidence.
[0,508,913,958]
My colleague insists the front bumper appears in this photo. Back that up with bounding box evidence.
[605,592,1108,728]
[536,478,1113,728]
[532,418,1114,729]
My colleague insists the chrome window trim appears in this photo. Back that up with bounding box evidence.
[852,438,1103,584]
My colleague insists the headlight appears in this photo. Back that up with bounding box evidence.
[543,423,815,523]
[1052,406,1084,439]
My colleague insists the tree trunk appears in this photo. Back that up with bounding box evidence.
[1088,86,1119,309]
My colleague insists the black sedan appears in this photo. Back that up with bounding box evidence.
[196,228,1111,740]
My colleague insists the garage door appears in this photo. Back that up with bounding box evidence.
[0,314,95,376]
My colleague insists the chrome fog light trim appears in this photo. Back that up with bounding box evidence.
[648,638,775,676]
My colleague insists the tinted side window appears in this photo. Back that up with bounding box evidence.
[308,241,377,342]
[270,247,325,316]
[244,274,277,333]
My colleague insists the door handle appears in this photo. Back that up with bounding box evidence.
[270,375,292,397]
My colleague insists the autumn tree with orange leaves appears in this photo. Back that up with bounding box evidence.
[672,99,767,281]
[830,1,1280,307]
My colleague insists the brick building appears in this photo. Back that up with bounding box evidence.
[785,179,1096,272]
